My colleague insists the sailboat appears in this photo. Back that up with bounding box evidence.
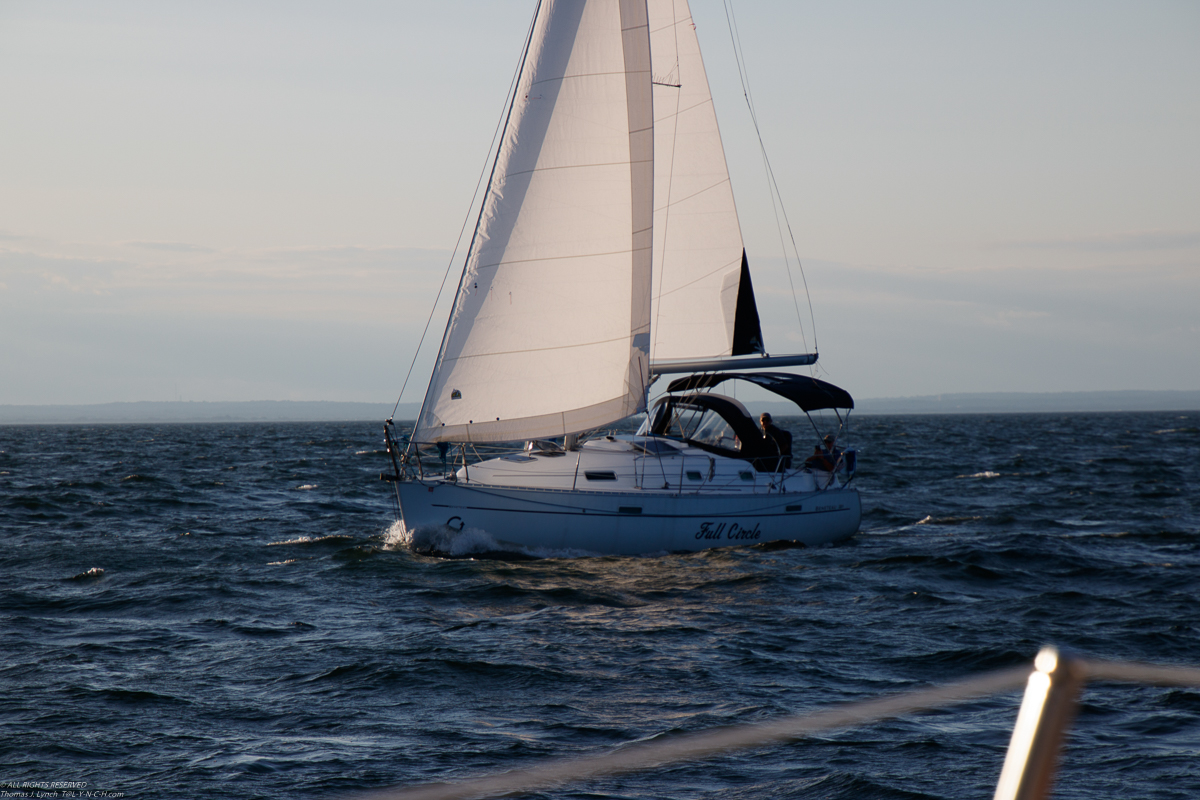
[383,0,860,556]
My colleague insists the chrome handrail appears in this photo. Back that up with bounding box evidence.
[359,648,1200,800]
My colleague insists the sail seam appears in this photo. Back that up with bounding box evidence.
[502,158,653,179]
[655,257,741,297]
[475,245,650,271]
[667,96,716,117]
[654,177,731,212]
[443,335,638,362]
[529,69,638,86]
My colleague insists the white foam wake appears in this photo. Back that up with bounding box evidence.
[382,519,603,559]
[384,519,506,556]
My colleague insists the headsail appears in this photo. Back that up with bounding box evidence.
[647,0,765,362]
[414,0,653,445]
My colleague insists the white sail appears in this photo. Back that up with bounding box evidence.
[414,0,653,445]
[647,0,761,362]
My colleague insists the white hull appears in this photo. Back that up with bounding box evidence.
[393,479,860,557]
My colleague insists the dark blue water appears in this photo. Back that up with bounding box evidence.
[2,412,1197,799]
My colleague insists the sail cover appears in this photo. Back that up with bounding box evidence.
[414,0,654,444]
[647,0,764,361]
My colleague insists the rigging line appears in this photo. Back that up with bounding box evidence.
[721,0,817,357]
[721,0,801,352]
[722,0,806,354]
[753,127,819,362]
[392,0,543,422]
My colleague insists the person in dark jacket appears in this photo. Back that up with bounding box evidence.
[758,413,792,470]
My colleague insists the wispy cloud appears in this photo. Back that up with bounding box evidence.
[0,240,455,322]
[121,240,217,253]
[995,230,1200,253]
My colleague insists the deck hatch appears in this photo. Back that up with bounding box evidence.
[584,470,617,481]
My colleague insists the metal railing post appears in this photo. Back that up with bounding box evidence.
[993,647,1086,800]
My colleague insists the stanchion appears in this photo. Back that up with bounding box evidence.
[993,647,1085,800]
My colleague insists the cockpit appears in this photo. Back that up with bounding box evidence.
[637,393,768,464]
[637,371,857,474]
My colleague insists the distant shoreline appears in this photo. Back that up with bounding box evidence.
[0,401,406,426]
[2,391,1197,425]
[854,390,1200,416]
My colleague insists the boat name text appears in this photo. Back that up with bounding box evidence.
[695,522,761,541]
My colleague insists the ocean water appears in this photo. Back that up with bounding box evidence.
[1,412,1197,799]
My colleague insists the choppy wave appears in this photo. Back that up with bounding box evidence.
[266,534,355,546]
[0,414,1197,799]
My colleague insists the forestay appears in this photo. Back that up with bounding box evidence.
[414,0,654,444]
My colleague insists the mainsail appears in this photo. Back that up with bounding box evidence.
[414,0,654,444]
[647,0,765,362]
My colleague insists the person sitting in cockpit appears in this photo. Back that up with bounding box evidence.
[805,434,842,472]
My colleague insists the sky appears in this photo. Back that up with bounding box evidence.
[2,0,1198,406]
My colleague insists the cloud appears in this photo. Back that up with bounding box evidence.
[0,249,126,295]
[0,240,456,326]
[995,230,1200,253]
[0,240,456,404]
[121,240,217,253]
[748,255,1200,397]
